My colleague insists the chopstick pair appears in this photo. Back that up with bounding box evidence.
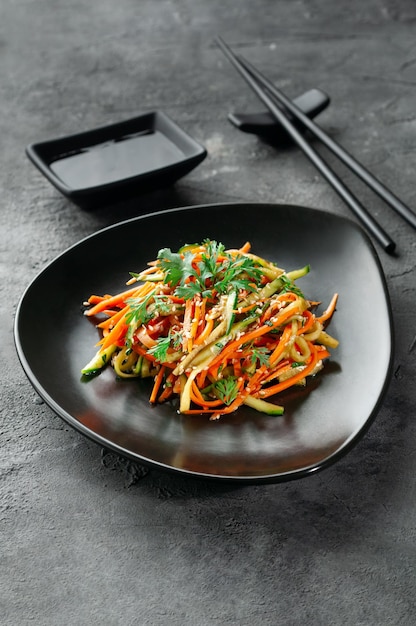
[215,36,416,254]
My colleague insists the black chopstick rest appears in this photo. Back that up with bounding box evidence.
[228,88,330,143]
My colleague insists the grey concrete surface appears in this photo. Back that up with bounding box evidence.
[2,1,416,624]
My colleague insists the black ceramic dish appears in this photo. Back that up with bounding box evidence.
[14,203,393,483]
[26,111,207,209]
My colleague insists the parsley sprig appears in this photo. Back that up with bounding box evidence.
[147,328,183,362]
[210,376,239,406]
[125,291,155,345]
[279,275,305,298]
[250,346,270,367]
[157,239,263,300]
[147,332,173,362]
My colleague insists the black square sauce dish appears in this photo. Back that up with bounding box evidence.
[26,111,207,208]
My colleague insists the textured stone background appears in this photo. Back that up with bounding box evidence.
[2,1,416,624]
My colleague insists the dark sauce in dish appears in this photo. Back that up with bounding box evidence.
[50,130,184,189]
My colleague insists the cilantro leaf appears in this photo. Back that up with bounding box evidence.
[201,240,226,275]
[151,295,173,315]
[157,248,184,287]
[215,254,263,294]
[175,281,209,300]
[125,292,155,345]
[157,240,264,301]
[250,346,270,367]
[147,332,172,362]
[211,376,239,406]
[279,275,305,298]
[170,329,183,350]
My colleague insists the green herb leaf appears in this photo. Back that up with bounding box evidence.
[157,248,184,287]
[147,332,172,362]
[125,292,155,345]
[211,376,239,406]
[175,281,210,300]
[279,275,305,298]
[152,295,173,315]
[170,329,183,350]
[215,255,262,295]
[250,346,270,367]
[158,240,264,301]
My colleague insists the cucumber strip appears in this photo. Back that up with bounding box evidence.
[240,265,310,309]
[224,290,237,334]
[243,395,284,416]
[133,355,143,375]
[286,265,310,282]
[178,243,199,253]
[140,357,153,378]
[317,330,339,349]
[81,345,116,376]
[179,369,198,412]
[134,271,165,282]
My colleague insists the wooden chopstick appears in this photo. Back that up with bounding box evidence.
[239,54,416,232]
[215,36,396,254]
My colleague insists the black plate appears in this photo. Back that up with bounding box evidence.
[25,111,207,209]
[14,203,393,483]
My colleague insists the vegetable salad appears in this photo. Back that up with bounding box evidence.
[82,240,338,419]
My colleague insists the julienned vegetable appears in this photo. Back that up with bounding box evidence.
[81,240,339,420]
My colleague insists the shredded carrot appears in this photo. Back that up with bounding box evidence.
[257,343,320,398]
[189,298,203,345]
[157,386,173,403]
[150,366,166,404]
[262,359,292,384]
[87,294,110,305]
[269,324,293,366]
[97,306,128,330]
[235,300,263,314]
[209,302,302,364]
[84,286,142,317]
[238,241,252,254]
[317,293,339,324]
[193,317,214,346]
[97,311,128,349]
[196,369,208,389]
[190,380,223,408]
[297,309,315,335]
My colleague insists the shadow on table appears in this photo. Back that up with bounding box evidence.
[76,183,222,230]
